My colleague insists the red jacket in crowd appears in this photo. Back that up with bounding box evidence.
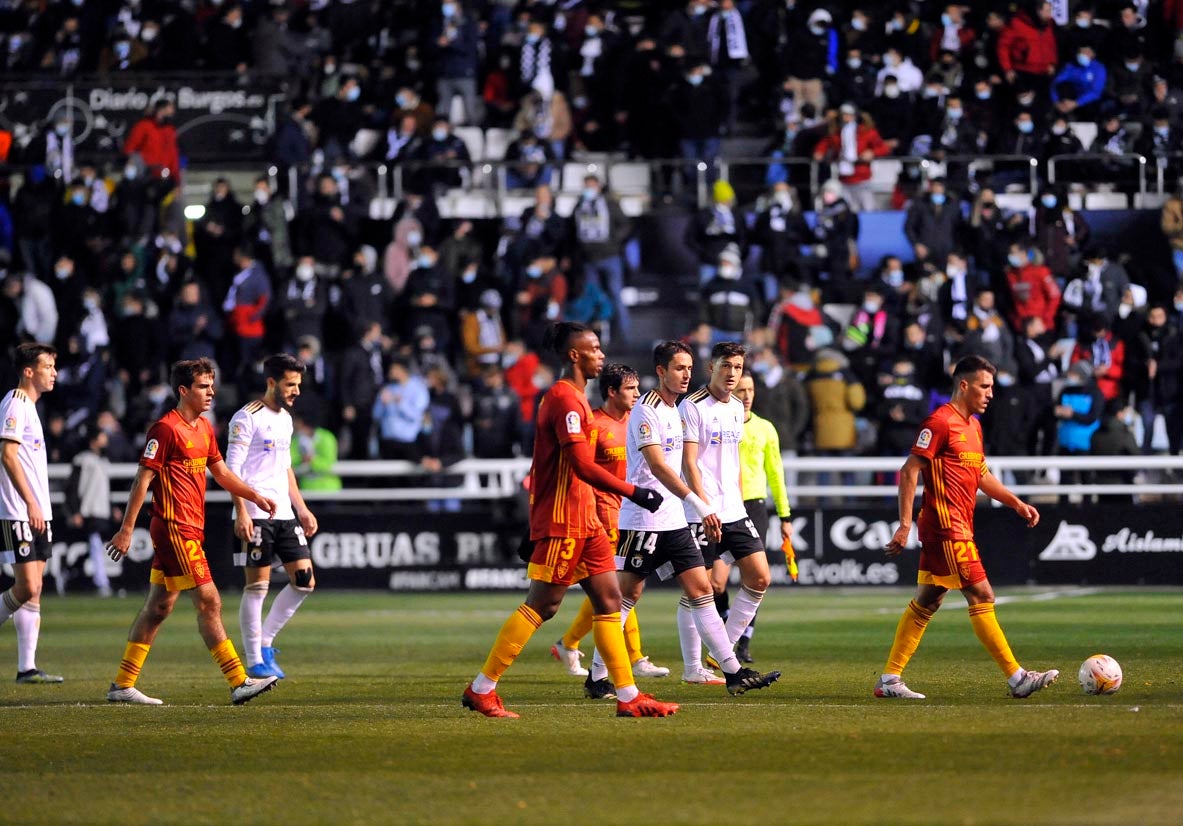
[997,10,1057,78]
[123,114,181,183]
[812,124,891,185]
[1005,262,1061,332]
[1070,336,1125,402]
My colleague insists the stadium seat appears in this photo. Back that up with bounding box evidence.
[369,197,397,221]
[555,192,578,216]
[499,193,535,220]
[453,126,485,162]
[869,159,902,193]
[484,128,514,161]
[1084,191,1128,210]
[562,161,606,192]
[1068,121,1098,150]
[350,128,381,160]
[619,194,648,216]
[1133,192,1169,209]
[994,192,1034,213]
[608,162,651,194]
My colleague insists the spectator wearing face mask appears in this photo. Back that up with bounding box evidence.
[1051,45,1106,122]
[1034,186,1089,279]
[312,77,365,163]
[402,246,456,355]
[904,178,960,267]
[842,283,897,390]
[687,179,746,284]
[514,256,567,350]
[960,289,1017,378]
[504,130,556,190]
[430,1,482,126]
[1004,241,1061,333]
[700,244,760,344]
[782,8,839,110]
[812,178,860,301]
[243,176,292,278]
[876,47,923,96]
[930,5,975,62]
[1014,314,1064,460]
[413,117,472,194]
[1134,107,1183,182]
[1054,360,1105,474]
[753,183,810,297]
[665,61,727,189]
[833,47,879,111]
[1127,303,1183,455]
[876,357,928,457]
[997,1,1058,91]
[570,174,632,341]
[461,289,507,379]
[278,256,328,351]
[869,75,916,151]
[767,279,832,374]
[812,103,891,212]
[1042,115,1085,169]
[123,100,180,184]
[964,189,1017,278]
[1109,48,1153,121]
[1063,247,1130,331]
[1070,314,1126,402]
[965,80,1002,149]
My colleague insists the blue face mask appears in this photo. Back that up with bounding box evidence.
[525,32,541,44]
[687,74,703,86]
[931,192,946,206]
[886,269,904,287]
[941,13,953,26]
[526,265,543,278]
[442,2,456,17]
[585,25,599,38]
[418,254,434,268]
[345,85,361,102]
[582,188,597,201]
[1041,194,1057,208]
[1008,253,1026,268]
[976,89,991,100]
[432,128,447,141]
[1078,54,1092,67]
[1125,62,1140,72]
[1017,120,1034,134]
[71,192,86,206]
[946,107,962,120]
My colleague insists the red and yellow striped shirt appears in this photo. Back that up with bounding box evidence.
[140,410,223,532]
[529,380,600,540]
[911,403,987,544]
[590,406,628,530]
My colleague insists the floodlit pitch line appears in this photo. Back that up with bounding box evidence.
[976,587,1104,606]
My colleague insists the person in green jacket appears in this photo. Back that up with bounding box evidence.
[714,369,794,663]
[291,410,342,492]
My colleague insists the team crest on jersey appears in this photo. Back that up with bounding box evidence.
[193,561,208,580]
[30,438,43,451]
[565,411,581,435]
[143,439,159,459]
[18,541,30,557]
[231,422,245,438]
[3,416,15,430]
[638,421,652,439]
[916,428,933,449]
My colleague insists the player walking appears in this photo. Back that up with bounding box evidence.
[709,368,794,664]
[550,363,670,682]
[678,343,779,679]
[875,355,1060,700]
[588,340,780,695]
[105,358,281,705]
[0,343,64,684]
[227,354,319,679]
[462,322,677,718]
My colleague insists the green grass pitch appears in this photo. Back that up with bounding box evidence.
[0,587,1180,825]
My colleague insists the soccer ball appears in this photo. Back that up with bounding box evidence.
[1078,654,1123,695]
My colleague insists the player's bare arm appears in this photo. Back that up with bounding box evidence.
[886,454,925,557]
[682,440,723,542]
[978,471,1039,527]
[1,438,46,534]
[288,467,318,537]
[209,460,278,517]
[107,465,156,560]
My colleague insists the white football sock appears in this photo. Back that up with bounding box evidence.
[677,597,702,670]
[472,673,497,694]
[14,602,40,673]
[0,588,22,627]
[261,584,312,648]
[726,585,765,645]
[689,594,740,674]
[239,581,268,665]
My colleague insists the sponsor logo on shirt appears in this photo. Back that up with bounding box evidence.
[181,457,208,474]
[638,421,652,439]
[565,411,581,435]
[916,428,933,449]
[143,439,159,460]
[3,416,15,430]
[262,438,276,452]
[957,451,984,469]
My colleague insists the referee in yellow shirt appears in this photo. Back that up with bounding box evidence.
[711,369,793,663]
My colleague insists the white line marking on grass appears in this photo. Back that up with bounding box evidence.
[975,587,1104,607]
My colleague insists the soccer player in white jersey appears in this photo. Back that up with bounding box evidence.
[679,342,773,676]
[227,354,319,679]
[587,340,780,696]
[0,343,63,683]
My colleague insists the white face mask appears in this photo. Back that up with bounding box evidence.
[296,264,316,282]
[718,264,740,280]
[775,192,792,209]
[1118,303,1133,318]
[884,85,900,99]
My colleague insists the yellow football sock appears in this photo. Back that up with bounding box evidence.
[211,638,248,687]
[592,611,636,691]
[114,641,151,689]
[624,608,643,663]
[480,604,543,682]
[561,596,595,650]
[968,602,1021,677]
[884,600,934,675]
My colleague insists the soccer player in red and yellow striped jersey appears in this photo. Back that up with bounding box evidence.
[550,363,671,681]
[105,358,282,706]
[875,356,1060,700]
[463,322,678,718]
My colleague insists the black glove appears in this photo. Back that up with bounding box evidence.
[627,486,663,513]
[515,532,535,564]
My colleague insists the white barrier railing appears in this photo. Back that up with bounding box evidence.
[46,455,1183,504]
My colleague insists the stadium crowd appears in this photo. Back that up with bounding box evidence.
[1,0,1182,477]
